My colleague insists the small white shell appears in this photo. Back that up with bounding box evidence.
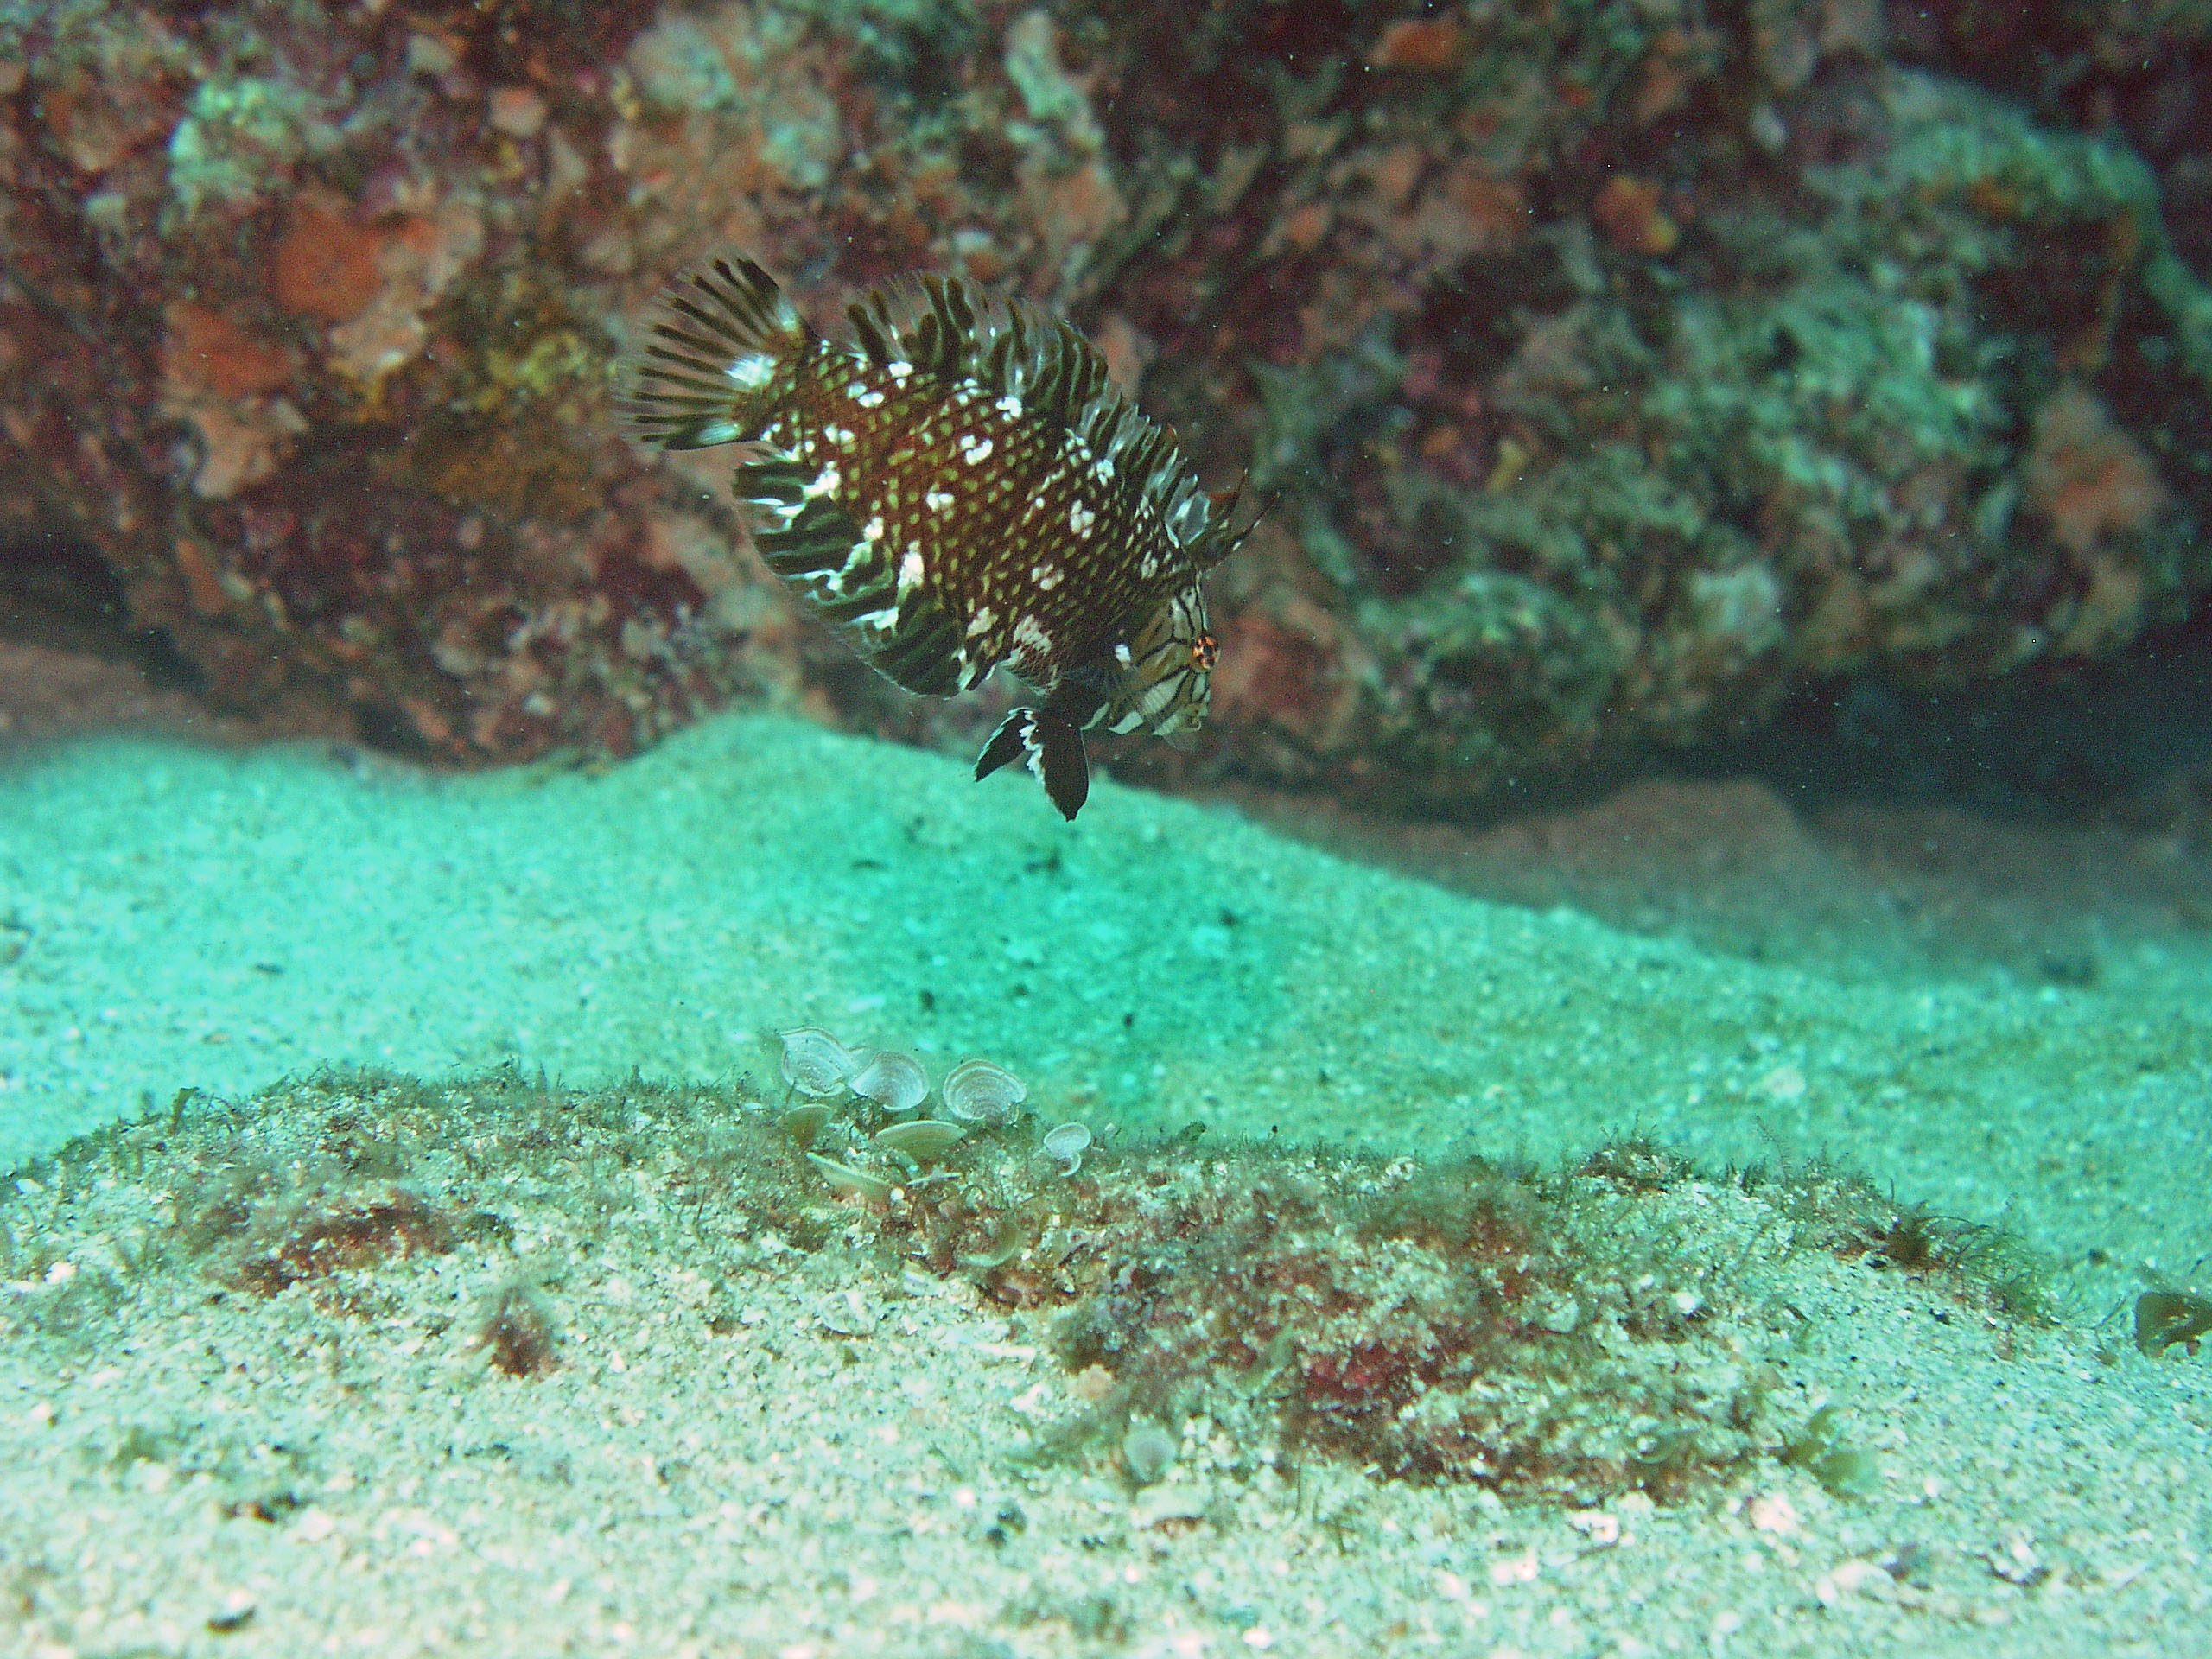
[849,1048,931,1116]
[806,1153,892,1202]
[1122,1421,1178,1486]
[778,1027,856,1097]
[1042,1121,1092,1175]
[941,1058,1027,1124]
[874,1119,964,1161]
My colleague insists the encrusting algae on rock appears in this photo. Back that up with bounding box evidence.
[623,256,1256,818]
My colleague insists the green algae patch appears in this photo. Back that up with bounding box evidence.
[0,1068,2051,1512]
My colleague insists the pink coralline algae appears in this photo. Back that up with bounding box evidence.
[0,0,2205,806]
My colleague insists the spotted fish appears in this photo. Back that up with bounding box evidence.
[623,256,1250,819]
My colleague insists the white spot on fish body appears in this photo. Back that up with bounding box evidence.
[925,488,955,513]
[1092,456,1115,482]
[804,463,842,499]
[1013,615,1053,661]
[995,393,1024,417]
[856,388,886,408]
[899,549,925,590]
[1068,502,1096,537]
[863,515,885,542]
[966,606,997,637]
[1030,563,1063,591]
[962,436,994,466]
[825,425,854,446]
[1114,642,1134,667]
[888,359,912,381]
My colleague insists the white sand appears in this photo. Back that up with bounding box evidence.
[1,711,2209,1656]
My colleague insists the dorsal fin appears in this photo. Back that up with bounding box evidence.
[842,276,1230,569]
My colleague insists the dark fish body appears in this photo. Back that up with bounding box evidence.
[624,257,1246,818]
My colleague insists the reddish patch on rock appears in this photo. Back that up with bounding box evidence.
[1592,175,1679,256]
[170,537,232,617]
[272,199,391,322]
[2024,382,2169,557]
[1440,169,1529,251]
[162,302,295,398]
[1213,612,1329,734]
[1370,18,1469,72]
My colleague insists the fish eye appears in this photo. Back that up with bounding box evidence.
[1192,632,1218,671]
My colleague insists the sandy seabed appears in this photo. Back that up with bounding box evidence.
[1,709,2208,1656]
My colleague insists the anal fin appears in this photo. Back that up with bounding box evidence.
[976,707,1090,820]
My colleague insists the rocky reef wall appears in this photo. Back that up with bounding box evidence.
[3,0,2205,805]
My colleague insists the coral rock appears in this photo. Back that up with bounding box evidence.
[0,0,2203,805]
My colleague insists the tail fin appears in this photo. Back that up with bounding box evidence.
[623,256,812,451]
[976,707,1091,820]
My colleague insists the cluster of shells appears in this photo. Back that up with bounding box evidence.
[773,1027,1038,1201]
